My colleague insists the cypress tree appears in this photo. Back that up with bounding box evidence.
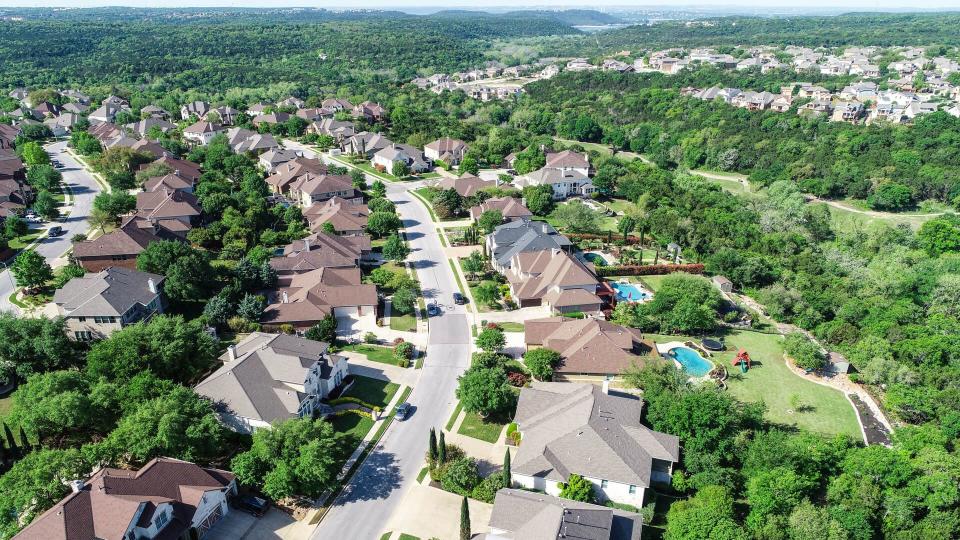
[428,428,438,464]
[438,430,447,463]
[18,426,30,454]
[459,496,471,540]
[3,423,16,454]
[502,448,511,486]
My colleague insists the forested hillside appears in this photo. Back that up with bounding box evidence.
[0,9,578,92]
[580,13,960,52]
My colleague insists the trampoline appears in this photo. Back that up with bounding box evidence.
[701,338,724,351]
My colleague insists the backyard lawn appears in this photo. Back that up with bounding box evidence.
[710,331,861,440]
[389,313,417,332]
[497,322,524,332]
[0,396,12,422]
[329,412,375,467]
[344,375,400,409]
[340,343,403,366]
[638,275,671,292]
[457,411,506,443]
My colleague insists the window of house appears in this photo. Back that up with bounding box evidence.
[600,479,608,489]
[74,331,92,342]
[629,485,636,495]
[77,316,86,322]
[154,510,168,529]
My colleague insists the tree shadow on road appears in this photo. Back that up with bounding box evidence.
[336,450,402,503]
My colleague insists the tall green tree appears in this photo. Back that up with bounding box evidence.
[11,250,53,290]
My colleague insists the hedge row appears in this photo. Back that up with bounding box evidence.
[567,232,642,245]
[596,263,706,277]
[328,396,381,411]
[330,408,373,419]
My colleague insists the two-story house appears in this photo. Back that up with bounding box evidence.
[195,332,349,433]
[510,382,680,508]
[13,457,236,540]
[53,267,166,341]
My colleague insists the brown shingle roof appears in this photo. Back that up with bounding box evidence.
[524,317,656,375]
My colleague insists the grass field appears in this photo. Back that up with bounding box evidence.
[457,411,507,443]
[445,401,463,431]
[466,279,498,313]
[652,330,861,440]
[9,229,44,250]
[0,396,12,422]
[390,313,417,332]
[497,322,524,332]
[329,412,375,467]
[638,275,671,292]
[344,376,400,409]
[340,344,403,366]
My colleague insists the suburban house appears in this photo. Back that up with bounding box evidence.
[424,137,469,166]
[141,104,170,119]
[13,457,236,540]
[515,167,594,200]
[144,172,195,193]
[289,174,363,208]
[342,131,394,157]
[505,249,606,314]
[278,96,305,109]
[481,489,642,540]
[251,112,291,127]
[371,144,431,174]
[54,267,166,341]
[308,118,356,141]
[225,127,278,154]
[195,332,349,433]
[87,103,127,124]
[510,382,680,507]
[180,100,211,120]
[73,216,182,271]
[305,197,369,236]
[182,121,225,145]
[273,232,373,274]
[258,148,299,173]
[0,123,20,149]
[211,105,241,125]
[487,219,572,272]
[260,266,378,332]
[545,150,590,175]
[142,155,202,183]
[44,113,81,137]
[352,101,386,122]
[436,173,496,197]
[296,108,332,122]
[524,317,658,381]
[136,189,202,235]
[322,98,354,111]
[469,196,532,222]
[265,157,328,195]
[125,117,176,138]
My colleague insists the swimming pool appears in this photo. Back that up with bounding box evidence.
[583,252,608,267]
[669,346,714,377]
[611,282,651,302]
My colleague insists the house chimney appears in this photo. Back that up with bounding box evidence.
[227,345,237,361]
[602,379,610,395]
[282,292,289,304]
[68,480,85,493]
[303,237,311,251]
[147,278,156,294]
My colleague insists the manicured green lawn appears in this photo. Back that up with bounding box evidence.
[398,534,421,540]
[445,401,463,431]
[344,376,400,409]
[0,396,13,423]
[604,198,634,215]
[466,279,498,313]
[340,344,403,366]
[390,313,417,332]
[710,331,861,440]
[497,322,524,332]
[329,412,375,467]
[379,533,392,540]
[9,229,43,250]
[638,275,670,292]
[414,187,437,202]
[448,260,467,296]
[416,467,429,482]
[457,411,506,443]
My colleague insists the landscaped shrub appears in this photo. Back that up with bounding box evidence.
[394,341,415,361]
[471,474,507,503]
[329,408,373,420]
[441,457,481,496]
[363,332,378,344]
[596,263,706,277]
[507,371,529,387]
[328,396,379,410]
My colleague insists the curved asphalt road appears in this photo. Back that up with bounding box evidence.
[0,140,102,313]
[283,142,473,540]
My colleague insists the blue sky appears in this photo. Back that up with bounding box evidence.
[3,1,960,9]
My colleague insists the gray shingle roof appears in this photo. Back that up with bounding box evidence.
[53,267,164,317]
[486,489,642,540]
[513,382,679,488]
[489,220,571,268]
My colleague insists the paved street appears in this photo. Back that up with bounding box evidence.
[0,140,102,313]
[284,142,473,540]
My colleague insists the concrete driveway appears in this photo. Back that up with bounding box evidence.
[205,508,298,540]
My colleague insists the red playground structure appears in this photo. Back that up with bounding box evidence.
[732,349,752,373]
